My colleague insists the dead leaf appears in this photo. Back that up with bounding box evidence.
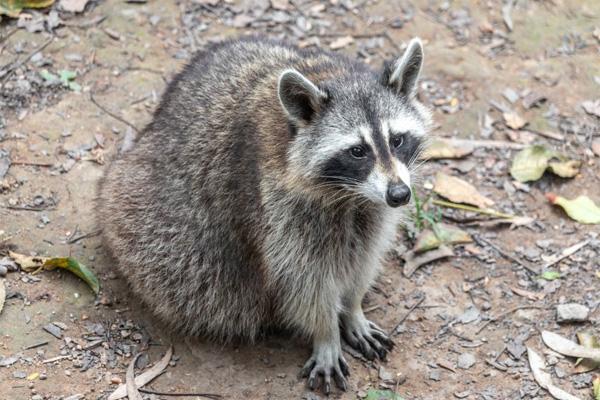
[270,0,288,10]
[592,138,600,157]
[582,100,600,118]
[433,172,494,209]
[503,111,526,130]
[541,331,600,360]
[574,332,600,373]
[403,245,454,277]
[506,130,536,144]
[511,286,545,301]
[329,35,354,50]
[422,138,474,159]
[9,251,100,294]
[501,0,514,32]
[126,353,143,400]
[413,223,472,253]
[108,346,173,400]
[527,347,582,400]
[0,279,5,315]
[59,0,89,12]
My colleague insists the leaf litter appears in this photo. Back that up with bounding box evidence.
[510,145,581,182]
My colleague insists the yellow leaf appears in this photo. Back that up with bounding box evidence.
[27,372,39,380]
[433,172,494,209]
[546,193,600,224]
[0,0,55,17]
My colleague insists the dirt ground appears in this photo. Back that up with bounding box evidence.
[1,0,599,399]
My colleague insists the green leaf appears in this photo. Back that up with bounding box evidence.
[510,145,580,182]
[0,0,55,17]
[365,389,405,400]
[40,69,59,84]
[58,70,81,92]
[44,257,100,294]
[593,376,600,400]
[546,193,600,224]
[539,270,561,281]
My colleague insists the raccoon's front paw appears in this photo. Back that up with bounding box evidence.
[300,342,349,394]
[341,314,394,361]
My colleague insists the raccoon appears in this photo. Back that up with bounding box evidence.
[98,37,430,393]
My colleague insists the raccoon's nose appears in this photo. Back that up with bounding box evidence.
[386,183,411,207]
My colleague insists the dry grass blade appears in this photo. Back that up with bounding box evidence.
[527,347,582,400]
[127,353,143,400]
[108,346,173,400]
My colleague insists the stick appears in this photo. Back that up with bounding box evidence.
[67,230,102,244]
[390,296,425,336]
[541,239,591,270]
[0,37,54,87]
[138,389,222,399]
[473,235,539,275]
[90,93,140,133]
[432,199,515,219]
[10,160,54,167]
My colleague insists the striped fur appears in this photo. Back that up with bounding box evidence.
[98,37,430,392]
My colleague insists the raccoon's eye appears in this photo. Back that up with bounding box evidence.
[391,135,404,148]
[350,146,366,159]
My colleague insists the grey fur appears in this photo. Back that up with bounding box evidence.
[98,37,430,393]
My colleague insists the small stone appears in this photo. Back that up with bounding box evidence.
[556,303,589,323]
[31,395,43,400]
[43,323,63,339]
[0,265,7,277]
[39,373,47,380]
[0,257,18,272]
[457,353,476,369]
[110,376,122,384]
[389,17,404,29]
[13,370,27,379]
[429,369,441,381]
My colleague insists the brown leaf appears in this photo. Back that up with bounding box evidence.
[503,111,527,130]
[108,346,173,400]
[582,100,600,118]
[433,172,494,209]
[511,286,545,301]
[422,138,474,159]
[403,245,454,277]
[329,35,354,50]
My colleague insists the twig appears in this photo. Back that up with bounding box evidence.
[10,160,54,167]
[0,36,54,88]
[525,129,565,141]
[0,28,18,44]
[138,389,222,399]
[5,206,56,212]
[473,235,539,275]
[433,199,515,219]
[390,295,425,336]
[90,92,140,133]
[67,229,102,244]
[541,239,591,270]
[23,341,49,350]
[475,304,547,334]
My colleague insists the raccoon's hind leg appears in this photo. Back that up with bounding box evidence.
[340,290,395,360]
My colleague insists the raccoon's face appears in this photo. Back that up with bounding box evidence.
[279,38,430,208]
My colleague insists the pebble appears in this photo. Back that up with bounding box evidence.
[556,303,589,323]
[0,265,7,277]
[13,371,27,379]
[32,395,43,400]
[592,138,600,157]
[457,353,476,369]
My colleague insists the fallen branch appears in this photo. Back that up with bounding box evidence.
[138,388,222,399]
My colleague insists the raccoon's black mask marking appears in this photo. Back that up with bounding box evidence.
[320,146,375,185]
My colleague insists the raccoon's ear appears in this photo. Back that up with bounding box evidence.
[384,38,424,98]
[278,69,327,124]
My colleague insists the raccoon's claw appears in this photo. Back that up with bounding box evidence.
[342,315,394,361]
[301,345,349,394]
